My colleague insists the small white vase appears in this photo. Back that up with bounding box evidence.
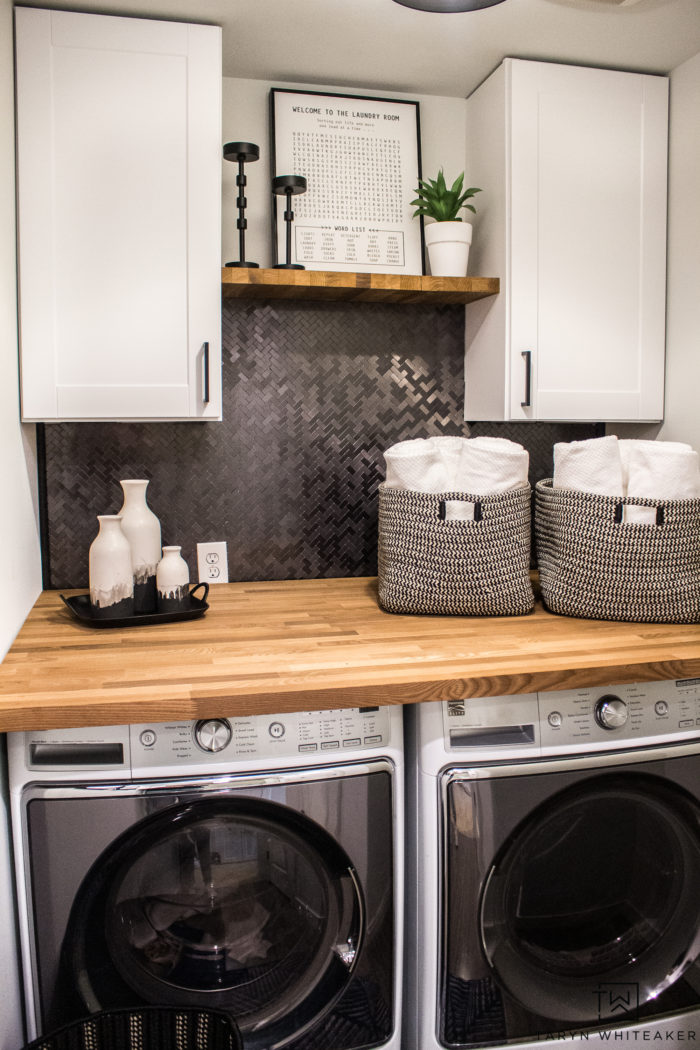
[89,515,134,619]
[119,479,162,613]
[424,220,473,277]
[156,546,190,612]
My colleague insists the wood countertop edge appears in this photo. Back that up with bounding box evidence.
[1,658,698,734]
[0,577,698,732]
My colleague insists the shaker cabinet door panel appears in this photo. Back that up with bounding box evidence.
[465,59,668,423]
[15,8,222,421]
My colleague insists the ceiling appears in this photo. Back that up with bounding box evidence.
[13,0,700,97]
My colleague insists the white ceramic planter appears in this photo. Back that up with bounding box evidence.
[424,221,472,277]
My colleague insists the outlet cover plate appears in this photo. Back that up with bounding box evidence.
[197,541,229,584]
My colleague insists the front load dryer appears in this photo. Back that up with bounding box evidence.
[9,705,403,1050]
[404,680,700,1050]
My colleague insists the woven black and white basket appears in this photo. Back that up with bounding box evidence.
[377,483,534,616]
[535,478,700,624]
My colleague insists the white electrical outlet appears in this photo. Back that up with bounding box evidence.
[197,541,229,584]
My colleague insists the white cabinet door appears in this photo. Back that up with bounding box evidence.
[15,8,222,422]
[465,59,668,423]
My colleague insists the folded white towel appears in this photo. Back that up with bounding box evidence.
[429,436,465,490]
[625,444,700,500]
[553,436,624,497]
[383,438,449,493]
[383,435,529,496]
[458,437,529,494]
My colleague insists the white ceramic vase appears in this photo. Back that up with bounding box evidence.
[424,220,472,277]
[88,515,134,619]
[118,479,162,613]
[156,546,190,612]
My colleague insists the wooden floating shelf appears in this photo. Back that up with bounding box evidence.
[221,267,499,305]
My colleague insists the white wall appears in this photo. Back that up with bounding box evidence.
[657,50,700,450]
[1,0,42,1044]
[0,0,42,661]
[222,77,467,269]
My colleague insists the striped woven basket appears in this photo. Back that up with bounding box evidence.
[535,478,700,624]
[377,483,534,616]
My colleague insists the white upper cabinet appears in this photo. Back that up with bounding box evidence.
[15,8,222,422]
[464,59,668,423]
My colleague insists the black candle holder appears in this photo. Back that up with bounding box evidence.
[272,174,307,269]
[223,141,260,268]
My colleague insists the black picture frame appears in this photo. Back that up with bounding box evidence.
[270,88,424,274]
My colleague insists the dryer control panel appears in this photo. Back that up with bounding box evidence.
[538,678,700,751]
[442,678,700,757]
[130,706,391,772]
[13,707,392,779]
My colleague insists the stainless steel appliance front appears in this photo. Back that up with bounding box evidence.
[17,759,397,1050]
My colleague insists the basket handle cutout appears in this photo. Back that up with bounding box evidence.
[614,502,666,525]
[439,499,482,522]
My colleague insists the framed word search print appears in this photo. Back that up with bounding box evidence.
[270,88,424,274]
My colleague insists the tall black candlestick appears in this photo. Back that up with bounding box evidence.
[272,174,307,269]
[223,141,260,268]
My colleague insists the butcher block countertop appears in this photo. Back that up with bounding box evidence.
[0,576,699,732]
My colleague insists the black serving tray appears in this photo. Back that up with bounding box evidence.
[60,583,209,628]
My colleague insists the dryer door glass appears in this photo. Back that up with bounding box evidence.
[478,773,700,1025]
[65,797,364,1048]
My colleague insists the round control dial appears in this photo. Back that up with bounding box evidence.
[594,695,628,731]
[195,718,232,753]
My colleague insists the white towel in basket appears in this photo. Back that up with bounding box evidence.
[383,438,449,493]
[553,436,624,497]
[383,436,529,496]
[623,441,700,500]
[458,437,529,494]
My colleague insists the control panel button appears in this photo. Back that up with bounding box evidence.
[299,743,317,752]
[548,711,563,729]
[194,718,232,753]
[139,729,157,748]
[655,700,669,717]
[680,719,694,729]
[594,695,628,731]
[268,721,285,739]
[343,738,361,748]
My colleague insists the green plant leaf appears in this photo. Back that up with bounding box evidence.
[411,170,482,221]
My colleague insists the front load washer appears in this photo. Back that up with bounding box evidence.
[9,705,403,1050]
[404,679,700,1050]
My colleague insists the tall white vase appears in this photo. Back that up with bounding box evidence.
[156,546,190,612]
[119,479,162,613]
[88,515,134,619]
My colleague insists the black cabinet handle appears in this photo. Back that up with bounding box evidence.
[202,341,210,405]
[521,350,532,408]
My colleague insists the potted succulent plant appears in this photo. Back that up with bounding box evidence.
[411,170,481,277]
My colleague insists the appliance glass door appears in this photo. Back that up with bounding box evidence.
[442,757,700,1047]
[25,768,394,1050]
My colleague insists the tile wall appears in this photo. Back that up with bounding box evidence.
[42,300,596,587]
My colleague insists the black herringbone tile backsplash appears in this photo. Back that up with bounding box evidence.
[43,301,596,587]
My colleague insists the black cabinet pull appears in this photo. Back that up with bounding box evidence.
[521,350,532,408]
[202,341,210,405]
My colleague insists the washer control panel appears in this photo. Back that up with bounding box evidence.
[130,705,390,770]
[539,678,700,750]
[442,678,700,756]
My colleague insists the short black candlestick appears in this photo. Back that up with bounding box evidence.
[272,174,307,269]
[223,141,260,268]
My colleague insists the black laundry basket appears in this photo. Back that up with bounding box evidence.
[535,478,700,623]
[377,482,534,616]
[20,1007,243,1050]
